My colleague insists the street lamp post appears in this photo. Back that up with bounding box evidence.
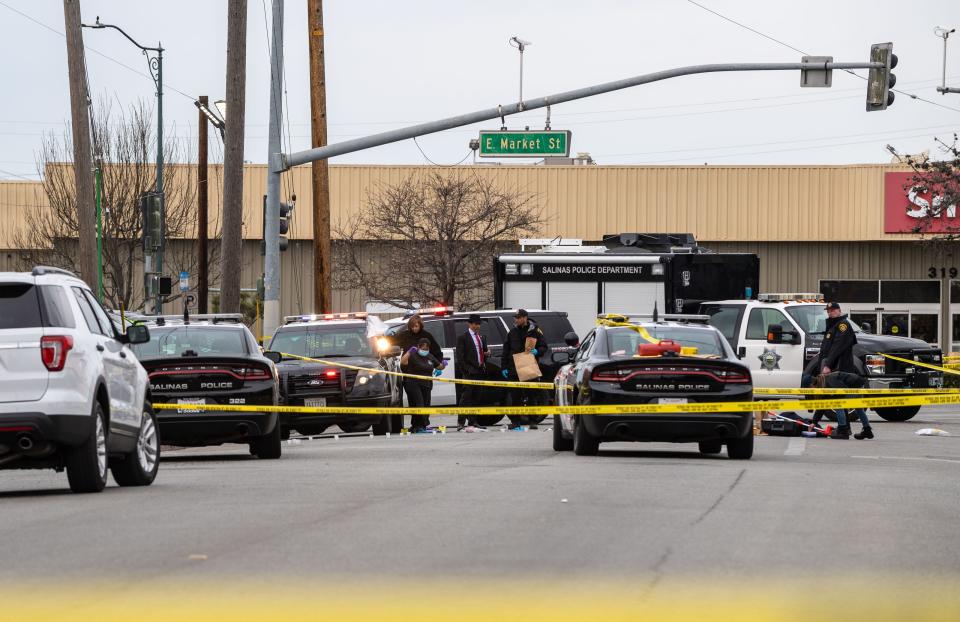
[82,16,165,313]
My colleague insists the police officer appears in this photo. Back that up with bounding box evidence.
[812,302,859,439]
[501,309,550,429]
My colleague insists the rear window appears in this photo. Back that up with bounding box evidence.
[39,285,76,329]
[132,327,248,358]
[0,283,41,329]
[605,326,726,358]
[530,314,574,343]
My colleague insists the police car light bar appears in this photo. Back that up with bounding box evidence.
[597,313,710,324]
[757,293,825,303]
[283,312,369,324]
[151,313,244,326]
[403,306,451,317]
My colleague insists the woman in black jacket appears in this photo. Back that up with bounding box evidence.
[400,337,445,433]
[391,315,445,432]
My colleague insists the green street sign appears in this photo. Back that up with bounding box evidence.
[478,130,571,158]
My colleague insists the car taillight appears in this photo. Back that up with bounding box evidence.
[238,366,273,381]
[712,368,751,383]
[40,335,73,372]
[591,368,628,382]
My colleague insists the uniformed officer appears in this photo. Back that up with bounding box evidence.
[812,302,859,439]
[501,309,550,429]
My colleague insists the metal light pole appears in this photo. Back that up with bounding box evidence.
[82,16,165,313]
[509,36,532,104]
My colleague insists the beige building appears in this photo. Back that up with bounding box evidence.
[2,162,958,350]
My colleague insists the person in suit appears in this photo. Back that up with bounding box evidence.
[455,314,489,430]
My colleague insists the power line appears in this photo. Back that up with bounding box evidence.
[685,0,960,114]
[0,168,39,181]
[412,137,472,166]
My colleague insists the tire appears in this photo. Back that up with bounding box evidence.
[553,415,573,451]
[476,415,504,426]
[573,416,599,456]
[66,402,109,493]
[295,424,328,436]
[875,405,920,422]
[726,432,754,460]
[110,403,160,487]
[372,415,390,436]
[699,441,723,455]
[339,421,371,433]
[251,422,282,459]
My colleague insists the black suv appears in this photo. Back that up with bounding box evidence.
[131,314,282,459]
[268,313,400,436]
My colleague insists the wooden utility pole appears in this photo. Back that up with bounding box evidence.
[219,0,247,313]
[308,0,332,313]
[197,95,209,314]
[62,0,97,286]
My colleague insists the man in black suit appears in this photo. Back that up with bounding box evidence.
[455,314,489,430]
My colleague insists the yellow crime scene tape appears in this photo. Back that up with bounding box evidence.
[754,387,956,395]
[276,352,554,389]
[153,390,960,417]
[882,352,960,376]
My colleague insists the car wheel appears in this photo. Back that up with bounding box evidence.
[110,403,160,486]
[553,415,573,451]
[372,415,390,436]
[573,416,599,456]
[251,422,282,459]
[874,405,920,422]
[726,433,754,460]
[295,424,328,436]
[699,441,723,455]
[66,401,109,493]
[339,421,371,433]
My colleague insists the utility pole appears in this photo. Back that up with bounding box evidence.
[220,0,247,313]
[62,0,97,287]
[308,0,332,313]
[263,0,284,337]
[197,95,209,314]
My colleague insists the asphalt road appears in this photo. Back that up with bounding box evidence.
[2,408,959,618]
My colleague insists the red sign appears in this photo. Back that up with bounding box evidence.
[884,172,959,233]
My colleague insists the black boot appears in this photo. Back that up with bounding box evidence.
[854,427,874,440]
[830,425,851,440]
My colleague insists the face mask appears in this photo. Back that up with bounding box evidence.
[417,349,430,357]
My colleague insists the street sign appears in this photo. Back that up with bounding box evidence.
[179,271,189,293]
[478,130,571,158]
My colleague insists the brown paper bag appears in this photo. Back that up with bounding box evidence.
[513,351,542,381]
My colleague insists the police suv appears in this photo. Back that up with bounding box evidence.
[701,293,943,421]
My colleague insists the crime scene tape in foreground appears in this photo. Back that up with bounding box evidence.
[754,387,956,395]
[882,352,960,376]
[154,390,960,417]
[277,352,554,390]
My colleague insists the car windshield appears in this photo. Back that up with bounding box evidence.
[132,326,247,358]
[786,306,863,335]
[270,325,373,359]
[605,325,726,358]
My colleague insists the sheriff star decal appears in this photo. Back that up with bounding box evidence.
[758,348,782,371]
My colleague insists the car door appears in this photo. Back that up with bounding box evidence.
[71,287,138,436]
[739,307,804,387]
[558,329,596,433]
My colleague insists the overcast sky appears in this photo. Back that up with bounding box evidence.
[0,0,958,181]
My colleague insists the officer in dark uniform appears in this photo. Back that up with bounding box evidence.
[501,309,550,429]
[812,302,859,439]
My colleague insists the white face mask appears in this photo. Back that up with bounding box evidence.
[417,349,430,357]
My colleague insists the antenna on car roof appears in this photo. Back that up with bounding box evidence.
[183,295,195,324]
[652,301,659,323]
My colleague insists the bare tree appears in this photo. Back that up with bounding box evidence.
[335,172,546,310]
[888,134,960,243]
[17,98,217,312]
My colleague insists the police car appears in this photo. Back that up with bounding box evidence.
[267,313,401,436]
[131,314,283,458]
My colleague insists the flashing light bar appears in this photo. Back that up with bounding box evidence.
[283,312,369,324]
[757,293,825,303]
[403,306,451,317]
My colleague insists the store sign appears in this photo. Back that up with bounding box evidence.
[884,172,959,233]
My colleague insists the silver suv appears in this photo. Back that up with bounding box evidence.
[0,267,158,493]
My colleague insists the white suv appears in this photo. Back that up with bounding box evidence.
[0,267,158,493]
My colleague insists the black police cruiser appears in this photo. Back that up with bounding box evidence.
[131,314,282,459]
[268,313,401,436]
[552,313,754,459]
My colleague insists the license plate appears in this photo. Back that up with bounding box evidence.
[177,398,205,414]
[305,398,326,408]
[657,397,688,405]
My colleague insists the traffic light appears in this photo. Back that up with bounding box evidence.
[140,192,164,251]
[866,42,897,111]
[278,201,292,252]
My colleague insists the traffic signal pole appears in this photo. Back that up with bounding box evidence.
[261,46,886,336]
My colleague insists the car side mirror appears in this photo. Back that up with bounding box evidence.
[564,331,580,347]
[551,351,571,365]
[766,323,783,343]
[862,322,872,334]
[262,350,282,364]
[125,324,150,345]
[737,346,746,359]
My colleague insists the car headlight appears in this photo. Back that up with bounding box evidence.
[376,337,391,352]
[357,371,371,385]
[865,354,885,375]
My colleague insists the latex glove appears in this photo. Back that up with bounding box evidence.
[432,369,443,377]
[407,346,418,355]
[501,369,510,379]
[530,348,539,356]
[439,360,448,369]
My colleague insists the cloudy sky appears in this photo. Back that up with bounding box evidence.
[0,0,958,180]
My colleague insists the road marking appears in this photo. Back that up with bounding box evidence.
[851,455,960,464]
[784,438,806,456]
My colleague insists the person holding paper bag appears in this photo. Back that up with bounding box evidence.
[501,309,550,429]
